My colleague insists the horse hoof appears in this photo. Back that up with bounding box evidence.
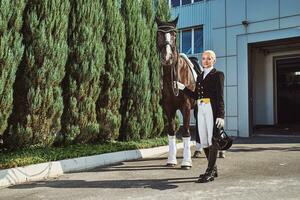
[166,163,176,167]
[181,166,192,170]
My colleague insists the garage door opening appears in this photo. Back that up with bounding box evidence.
[248,37,300,135]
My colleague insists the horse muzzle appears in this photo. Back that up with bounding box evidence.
[161,57,174,66]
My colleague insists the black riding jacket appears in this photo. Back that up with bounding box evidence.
[182,68,225,119]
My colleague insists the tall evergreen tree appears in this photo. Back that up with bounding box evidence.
[142,0,164,137]
[120,0,151,141]
[61,0,104,144]
[156,0,171,21]
[96,0,125,142]
[6,0,70,148]
[0,1,25,138]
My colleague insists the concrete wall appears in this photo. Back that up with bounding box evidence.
[172,0,300,137]
[210,0,300,137]
[171,0,213,55]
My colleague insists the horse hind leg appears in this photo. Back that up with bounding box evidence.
[180,106,192,170]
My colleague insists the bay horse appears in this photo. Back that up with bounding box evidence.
[155,16,197,169]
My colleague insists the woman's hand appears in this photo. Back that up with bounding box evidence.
[173,81,185,90]
[216,118,224,129]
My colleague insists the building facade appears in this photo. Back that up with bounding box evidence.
[170,0,300,137]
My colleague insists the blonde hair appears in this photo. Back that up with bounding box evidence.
[203,50,216,63]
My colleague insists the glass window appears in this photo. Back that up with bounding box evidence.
[182,30,192,54]
[194,28,203,54]
[171,0,180,7]
[182,0,191,5]
[194,0,203,2]
[179,27,203,55]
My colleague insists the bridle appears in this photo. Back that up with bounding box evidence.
[157,25,180,96]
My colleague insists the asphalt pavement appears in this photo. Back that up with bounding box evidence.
[1,136,300,200]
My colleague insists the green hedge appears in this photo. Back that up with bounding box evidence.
[0,0,25,136]
[119,0,152,141]
[62,0,104,144]
[0,0,171,149]
[97,0,126,142]
[6,0,70,148]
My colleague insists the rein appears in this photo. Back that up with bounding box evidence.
[171,52,179,96]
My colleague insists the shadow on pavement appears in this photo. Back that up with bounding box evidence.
[232,136,300,144]
[229,146,300,152]
[9,176,198,191]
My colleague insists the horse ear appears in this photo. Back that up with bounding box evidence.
[155,16,162,26]
[171,16,179,27]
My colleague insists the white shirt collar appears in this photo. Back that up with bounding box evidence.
[203,66,213,79]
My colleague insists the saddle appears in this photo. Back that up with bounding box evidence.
[188,56,202,76]
[179,53,201,82]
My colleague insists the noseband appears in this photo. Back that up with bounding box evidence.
[157,25,179,96]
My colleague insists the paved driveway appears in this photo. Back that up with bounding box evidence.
[1,136,300,200]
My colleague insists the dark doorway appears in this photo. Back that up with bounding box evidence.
[249,37,300,135]
[276,57,300,125]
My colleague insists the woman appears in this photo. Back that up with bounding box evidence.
[175,50,225,183]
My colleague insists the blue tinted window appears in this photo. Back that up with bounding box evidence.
[182,30,192,54]
[171,0,180,7]
[194,0,203,2]
[182,0,191,5]
[194,28,203,54]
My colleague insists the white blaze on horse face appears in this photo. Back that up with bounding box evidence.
[165,33,172,62]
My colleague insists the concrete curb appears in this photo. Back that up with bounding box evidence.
[0,142,193,188]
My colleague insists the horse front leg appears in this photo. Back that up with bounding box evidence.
[165,107,177,167]
[180,104,192,170]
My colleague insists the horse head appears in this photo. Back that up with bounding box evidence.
[155,16,179,67]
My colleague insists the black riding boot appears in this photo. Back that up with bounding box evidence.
[198,144,218,183]
[198,147,209,178]
[203,147,209,160]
